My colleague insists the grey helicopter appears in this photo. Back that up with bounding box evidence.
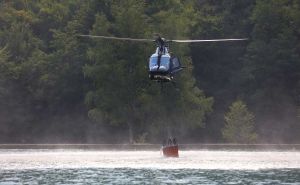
[79,34,247,83]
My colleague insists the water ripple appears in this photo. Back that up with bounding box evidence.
[1,168,300,185]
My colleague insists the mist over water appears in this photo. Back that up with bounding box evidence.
[0,150,300,170]
[0,149,300,184]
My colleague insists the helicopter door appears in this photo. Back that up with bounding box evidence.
[170,57,182,73]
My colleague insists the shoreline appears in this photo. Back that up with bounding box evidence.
[0,144,300,150]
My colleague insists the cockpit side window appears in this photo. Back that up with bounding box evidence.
[171,57,180,69]
[160,57,170,70]
[149,57,157,68]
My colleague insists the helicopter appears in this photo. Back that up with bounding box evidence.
[79,34,247,83]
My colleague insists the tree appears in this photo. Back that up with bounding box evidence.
[83,0,213,143]
[83,1,153,143]
[0,1,94,143]
[4,0,299,144]
[222,100,257,143]
[189,0,254,142]
[242,0,300,142]
[141,0,213,141]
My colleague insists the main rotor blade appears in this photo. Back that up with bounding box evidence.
[170,38,248,43]
[78,35,154,42]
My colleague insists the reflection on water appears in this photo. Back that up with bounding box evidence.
[0,150,300,184]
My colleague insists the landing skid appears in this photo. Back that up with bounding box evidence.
[151,75,173,82]
[149,74,179,91]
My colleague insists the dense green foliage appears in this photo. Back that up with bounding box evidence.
[222,100,257,143]
[0,0,299,143]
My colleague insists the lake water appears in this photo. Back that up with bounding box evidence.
[0,149,300,184]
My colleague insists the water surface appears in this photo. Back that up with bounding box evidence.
[0,149,299,184]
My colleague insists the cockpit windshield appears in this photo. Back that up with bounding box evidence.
[149,56,170,72]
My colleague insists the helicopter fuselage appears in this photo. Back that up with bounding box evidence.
[148,47,182,82]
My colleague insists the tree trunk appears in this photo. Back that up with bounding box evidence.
[128,122,134,144]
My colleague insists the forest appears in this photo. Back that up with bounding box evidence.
[0,0,299,144]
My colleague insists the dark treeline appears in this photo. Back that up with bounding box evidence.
[0,0,299,144]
